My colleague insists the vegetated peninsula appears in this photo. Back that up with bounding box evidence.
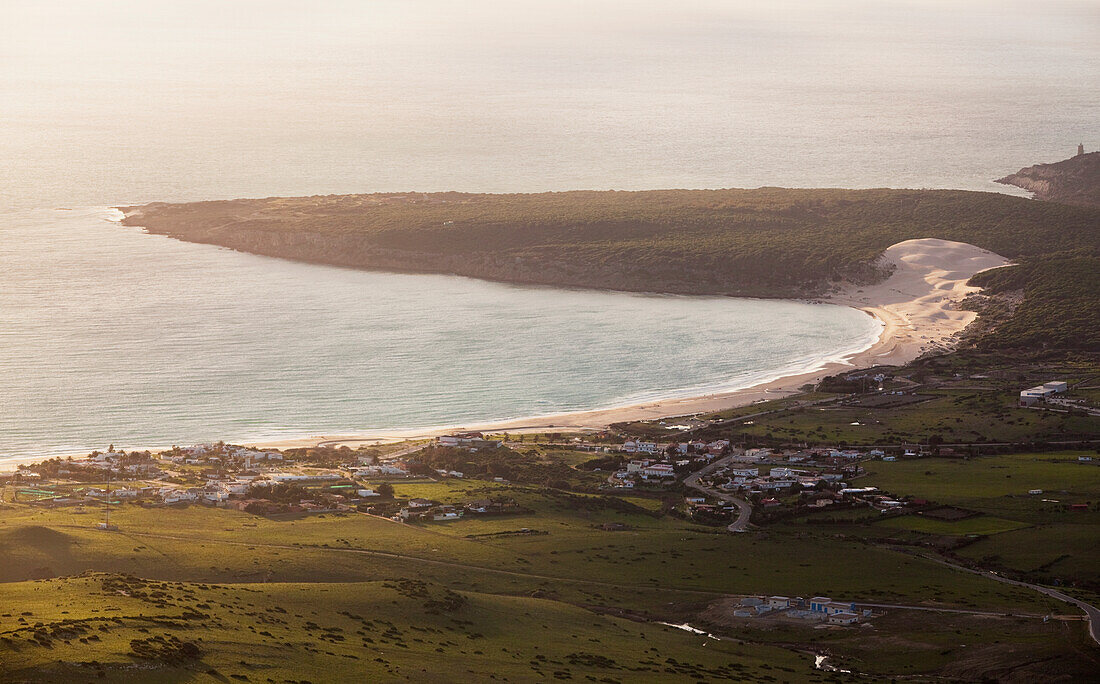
[122,187,1100,351]
[997,149,1100,208]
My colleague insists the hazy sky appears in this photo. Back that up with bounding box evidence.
[1,0,1096,206]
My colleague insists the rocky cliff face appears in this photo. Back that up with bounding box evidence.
[997,151,1100,207]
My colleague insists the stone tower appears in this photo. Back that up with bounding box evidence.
[1079,143,1085,156]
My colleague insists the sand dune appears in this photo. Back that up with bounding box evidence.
[827,238,1010,368]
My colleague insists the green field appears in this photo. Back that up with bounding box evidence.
[1,457,1096,680]
[861,452,1100,586]
[876,515,1030,537]
[0,488,1058,613]
[718,387,1100,446]
[0,574,810,682]
[863,452,1100,511]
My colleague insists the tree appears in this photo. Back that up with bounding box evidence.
[376,483,394,499]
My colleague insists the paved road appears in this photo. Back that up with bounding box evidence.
[682,454,752,532]
[377,443,425,462]
[915,553,1100,647]
[854,602,1052,619]
[682,395,844,437]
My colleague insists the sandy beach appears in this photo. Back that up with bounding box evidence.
[231,238,1012,450]
[0,238,1009,468]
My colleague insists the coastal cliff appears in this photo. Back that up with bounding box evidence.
[997,151,1100,208]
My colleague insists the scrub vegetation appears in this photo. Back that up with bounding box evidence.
[123,188,1100,351]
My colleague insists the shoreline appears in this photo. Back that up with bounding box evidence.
[243,238,1010,450]
[0,237,1008,470]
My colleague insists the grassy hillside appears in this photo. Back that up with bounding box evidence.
[0,575,803,682]
[1,470,1096,679]
[122,188,1100,350]
[861,452,1100,588]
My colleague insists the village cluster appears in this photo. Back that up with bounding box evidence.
[604,439,912,517]
[1,443,411,513]
[0,440,538,525]
[728,595,874,626]
[5,431,1092,525]
[605,438,733,486]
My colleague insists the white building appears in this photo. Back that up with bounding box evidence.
[1020,381,1068,406]
[643,463,675,478]
[354,464,409,477]
[767,596,790,609]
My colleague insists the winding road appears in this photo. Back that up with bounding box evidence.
[682,454,752,532]
[913,552,1100,646]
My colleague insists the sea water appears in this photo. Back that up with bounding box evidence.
[1,0,1096,457]
[0,208,879,458]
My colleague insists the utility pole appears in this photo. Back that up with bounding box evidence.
[100,466,115,530]
[105,466,111,529]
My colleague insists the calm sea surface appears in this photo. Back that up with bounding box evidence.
[1,208,879,458]
[0,1,1096,457]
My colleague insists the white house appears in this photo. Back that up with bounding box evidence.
[162,489,198,505]
[760,480,796,490]
[354,464,408,477]
[767,596,790,609]
[643,463,675,478]
[809,597,832,613]
[828,612,859,625]
[824,601,857,615]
